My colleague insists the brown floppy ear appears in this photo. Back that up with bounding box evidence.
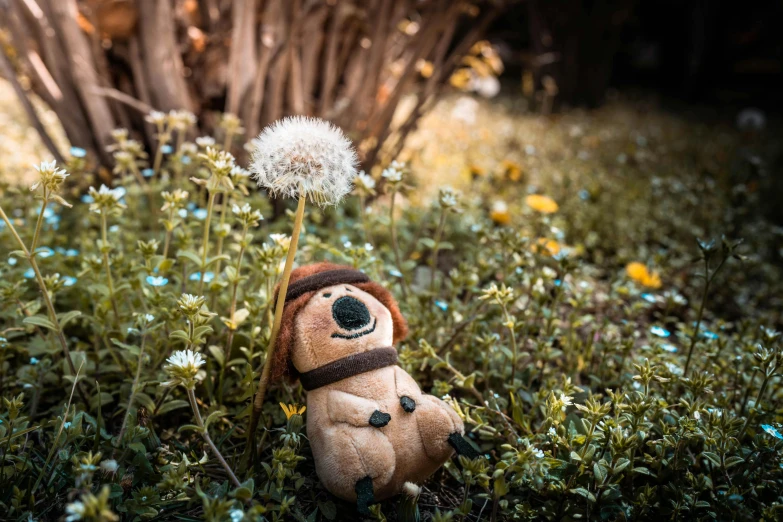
[355,281,408,343]
[270,291,314,382]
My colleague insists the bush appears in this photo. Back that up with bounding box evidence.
[0,108,782,521]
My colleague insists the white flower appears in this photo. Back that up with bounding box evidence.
[65,500,86,521]
[402,482,422,498]
[145,110,167,127]
[101,459,119,473]
[532,448,545,458]
[196,136,216,148]
[560,394,573,407]
[250,116,357,206]
[548,427,556,437]
[269,233,291,249]
[382,165,403,183]
[163,349,206,389]
[353,171,376,196]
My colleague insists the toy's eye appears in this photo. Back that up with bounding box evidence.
[323,293,332,298]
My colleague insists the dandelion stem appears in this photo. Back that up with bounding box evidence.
[117,331,147,444]
[248,194,306,455]
[389,189,409,300]
[186,387,241,488]
[0,204,88,403]
[198,191,218,295]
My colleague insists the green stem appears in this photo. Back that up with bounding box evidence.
[389,189,409,300]
[117,332,147,444]
[198,192,218,295]
[100,211,120,323]
[30,197,48,254]
[217,226,248,405]
[683,257,726,377]
[429,208,447,297]
[0,205,88,403]
[186,387,241,488]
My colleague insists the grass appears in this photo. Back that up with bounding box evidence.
[0,93,782,521]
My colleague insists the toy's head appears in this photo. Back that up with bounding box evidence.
[272,263,408,381]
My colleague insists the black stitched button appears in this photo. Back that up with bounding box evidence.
[400,396,416,413]
[332,295,371,331]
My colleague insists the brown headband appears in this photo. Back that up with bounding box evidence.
[299,347,398,391]
[282,268,370,304]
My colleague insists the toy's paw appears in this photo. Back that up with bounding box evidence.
[400,396,416,413]
[355,476,375,515]
[448,432,480,459]
[369,410,391,428]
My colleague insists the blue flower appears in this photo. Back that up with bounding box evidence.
[36,247,54,258]
[8,257,17,266]
[23,268,35,279]
[434,300,449,312]
[109,225,119,233]
[70,147,87,158]
[761,424,783,439]
[63,276,77,287]
[660,343,678,353]
[65,249,79,257]
[146,275,169,287]
[182,156,192,165]
[388,269,403,278]
[161,145,173,154]
[193,208,208,220]
[640,293,657,304]
[650,325,670,338]
[63,421,72,429]
[178,209,188,219]
[578,189,590,201]
[142,168,155,178]
[30,357,39,365]
[81,194,94,204]
[187,202,196,210]
[189,272,214,283]
[43,207,55,219]
[701,329,719,340]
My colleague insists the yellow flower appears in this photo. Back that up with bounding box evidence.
[533,238,562,257]
[501,160,523,182]
[625,262,662,289]
[525,194,558,214]
[280,403,306,419]
[490,201,511,225]
[468,164,487,179]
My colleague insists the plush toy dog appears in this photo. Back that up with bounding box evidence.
[272,262,478,513]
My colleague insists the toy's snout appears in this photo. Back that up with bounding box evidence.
[332,296,371,330]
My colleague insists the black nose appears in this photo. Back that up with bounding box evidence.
[332,296,371,331]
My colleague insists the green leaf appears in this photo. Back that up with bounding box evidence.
[724,456,744,469]
[570,487,596,502]
[701,451,721,467]
[593,463,607,484]
[570,451,582,462]
[208,345,225,367]
[176,250,202,266]
[57,310,82,328]
[156,400,189,416]
[23,315,56,331]
[632,467,656,477]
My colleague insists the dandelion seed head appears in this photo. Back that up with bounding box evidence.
[250,116,357,206]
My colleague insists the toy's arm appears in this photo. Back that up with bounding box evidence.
[394,366,421,413]
[327,389,391,428]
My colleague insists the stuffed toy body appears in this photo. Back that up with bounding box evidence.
[272,263,477,512]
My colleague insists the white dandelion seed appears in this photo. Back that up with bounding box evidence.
[250,116,358,207]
